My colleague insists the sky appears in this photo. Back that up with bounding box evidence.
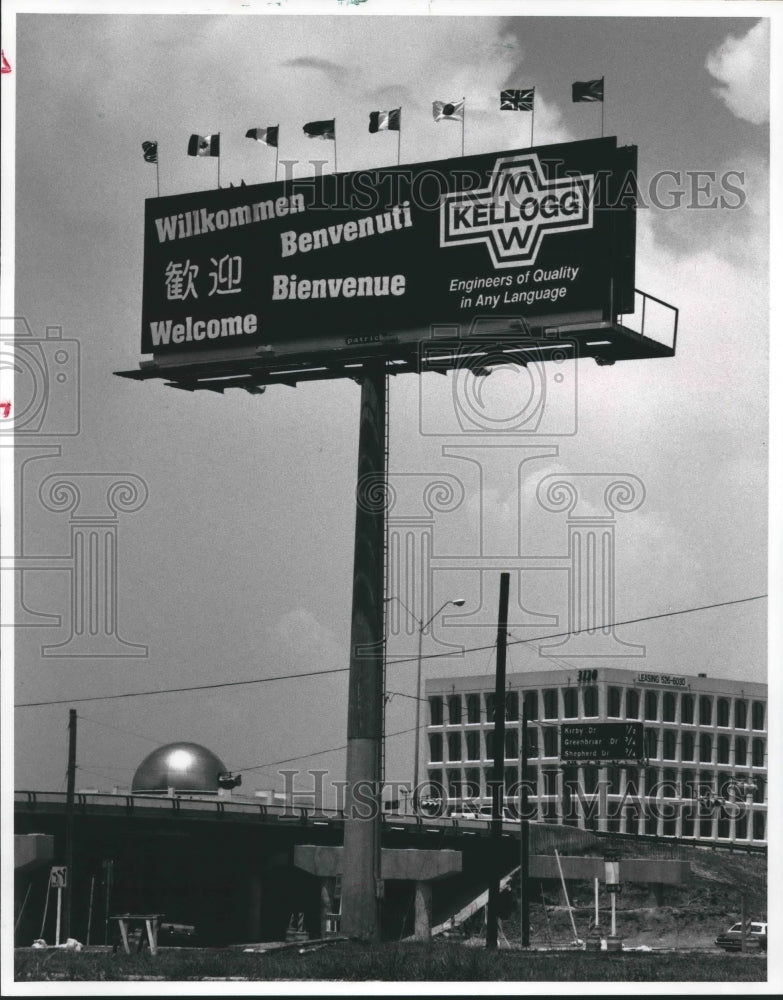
[1,3,777,834]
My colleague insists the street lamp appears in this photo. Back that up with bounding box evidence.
[385,595,465,811]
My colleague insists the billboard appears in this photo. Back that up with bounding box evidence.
[139,136,639,370]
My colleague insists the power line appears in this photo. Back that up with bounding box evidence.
[14,593,766,708]
[14,665,349,708]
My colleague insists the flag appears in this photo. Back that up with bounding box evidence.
[432,99,464,122]
[303,119,335,140]
[188,133,220,157]
[246,126,279,147]
[1,50,11,74]
[141,141,158,164]
[500,88,534,111]
[368,109,400,133]
[572,79,604,102]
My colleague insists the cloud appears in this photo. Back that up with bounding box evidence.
[705,19,769,124]
[282,56,345,83]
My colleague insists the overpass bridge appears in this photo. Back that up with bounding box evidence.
[16,790,750,946]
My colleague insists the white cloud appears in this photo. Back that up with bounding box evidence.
[706,19,770,125]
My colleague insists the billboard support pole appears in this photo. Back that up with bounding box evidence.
[486,571,510,951]
[341,361,386,941]
[520,702,530,946]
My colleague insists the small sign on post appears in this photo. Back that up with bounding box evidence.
[50,866,68,888]
[50,867,68,945]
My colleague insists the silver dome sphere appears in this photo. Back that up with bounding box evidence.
[132,742,228,794]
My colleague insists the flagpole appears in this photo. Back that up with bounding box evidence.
[531,92,535,148]
[461,97,465,157]
[156,147,160,198]
[334,126,338,175]
[601,77,605,137]
[275,142,279,184]
[217,133,221,189]
[397,107,401,166]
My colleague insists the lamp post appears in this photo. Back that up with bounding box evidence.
[385,595,465,811]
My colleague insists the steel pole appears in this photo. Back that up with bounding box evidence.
[412,622,424,809]
[341,362,386,941]
[487,571,510,950]
[64,709,76,940]
[521,704,530,946]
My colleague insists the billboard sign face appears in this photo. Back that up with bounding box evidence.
[560,722,644,761]
[140,136,637,365]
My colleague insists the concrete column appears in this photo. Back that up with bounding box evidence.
[414,881,433,941]
[319,877,337,938]
[342,364,386,941]
[247,870,263,942]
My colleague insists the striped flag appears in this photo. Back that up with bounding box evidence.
[188,133,220,157]
[572,79,604,102]
[432,99,464,122]
[500,89,534,111]
[303,119,335,140]
[141,141,158,164]
[246,126,279,147]
[369,109,400,133]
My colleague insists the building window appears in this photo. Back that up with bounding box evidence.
[734,700,747,729]
[563,687,578,719]
[644,691,658,721]
[608,687,622,717]
[583,685,599,717]
[752,738,765,768]
[543,689,558,719]
[734,736,747,767]
[448,694,462,725]
[716,698,730,727]
[505,730,518,759]
[523,691,538,721]
[681,768,695,799]
[752,701,765,731]
[525,726,539,759]
[644,728,658,760]
[466,731,480,761]
[717,735,730,765]
[681,694,695,725]
[543,728,558,757]
[663,730,677,760]
[429,733,443,762]
[626,689,640,719]
[505,764,518,790]
[506,691,519,722]
[485,731,495,760]
[522,761,537,794]
[485,693,496,722]
[426,770,444,797]
[466,694,481,724]
[429,697,443,726]
[447,733,461,762]
[699,696,712,727]
[699,733,713,763]
[753,776,765,804]
[753,812,766,841]
[662,692,677,722]
[464,768,480,799]
[681,732,695,761]
[447,769,462,799]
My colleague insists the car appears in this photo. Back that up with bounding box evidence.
[715,920,767,952]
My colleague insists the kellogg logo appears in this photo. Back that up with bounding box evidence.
[440,153,595,268]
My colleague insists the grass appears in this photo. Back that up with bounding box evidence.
[14,941,767,983]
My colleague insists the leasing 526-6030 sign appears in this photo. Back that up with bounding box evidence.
[141,136,636,358]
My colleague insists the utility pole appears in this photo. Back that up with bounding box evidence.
[520,701,530,946]
[487,572,510,950]
[341,363,386,941]
[64,708,77,940]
